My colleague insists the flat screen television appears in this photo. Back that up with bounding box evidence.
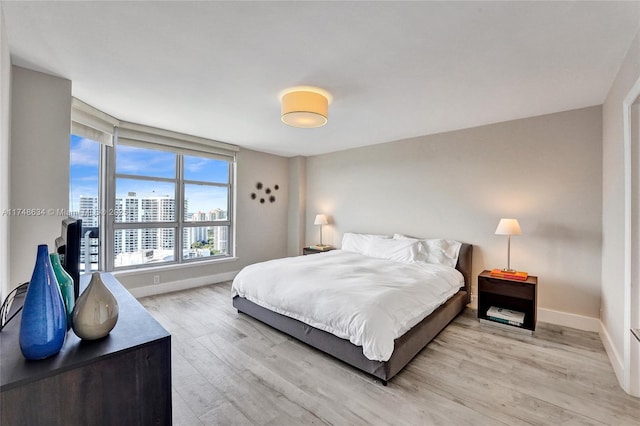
[55,217,82,300]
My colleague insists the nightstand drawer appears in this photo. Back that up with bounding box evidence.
[479,278,534,299]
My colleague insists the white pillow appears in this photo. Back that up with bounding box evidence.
[393,234,461,267]
[392,233,417,240]
[423,239,462,268]
[341,233,391,255]
[364,238,420,263]
[393,233,428,262]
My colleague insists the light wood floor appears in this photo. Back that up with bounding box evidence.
[139,282,640,425]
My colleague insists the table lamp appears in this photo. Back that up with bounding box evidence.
[314,214,329,247]
[495,218,521,272]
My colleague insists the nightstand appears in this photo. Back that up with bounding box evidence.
[477,270,537,333]
[303,247,334,255]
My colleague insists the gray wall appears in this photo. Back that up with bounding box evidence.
[10,66,71,289]
[602,27,640,381]
[287,156,306,256]
[0,9,10,300]
[305,106,603,320]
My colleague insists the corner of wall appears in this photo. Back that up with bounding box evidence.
[600,320,625,387]
[287,156,306,256]
[0,6,12,301]
[600,23,640,396]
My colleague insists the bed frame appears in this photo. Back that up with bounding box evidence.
[232,243,473,385]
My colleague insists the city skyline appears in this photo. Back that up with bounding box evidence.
[77,194,228,268]
[70,135,230,214]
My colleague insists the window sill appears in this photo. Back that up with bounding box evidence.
[112,256,239,278]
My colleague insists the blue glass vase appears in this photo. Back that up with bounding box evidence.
[19,244,67,360]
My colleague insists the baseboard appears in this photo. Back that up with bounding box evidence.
[537,307,600,332]
[600,321,625,388]
[470,297,600,332]
[127,270,239,298]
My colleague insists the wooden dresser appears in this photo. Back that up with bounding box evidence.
[0,273,171,425]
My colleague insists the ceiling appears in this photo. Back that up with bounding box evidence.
[2,1,639,157]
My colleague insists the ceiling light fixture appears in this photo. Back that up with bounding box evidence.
[279,86,332,128]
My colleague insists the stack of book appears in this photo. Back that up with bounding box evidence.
[486,306,525,326]
[310,245,333,251]
[490,268,528,281]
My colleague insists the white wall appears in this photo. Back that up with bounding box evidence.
[0,7,11,301]
[601,28,640,391]
[305,106,603,326]
[287,156,306,256]
[9,66,71,289]
[117,147,289,294]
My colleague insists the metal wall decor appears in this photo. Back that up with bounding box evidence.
[251,182,279,204]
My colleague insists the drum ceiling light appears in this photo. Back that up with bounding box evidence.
[280,86,332,128]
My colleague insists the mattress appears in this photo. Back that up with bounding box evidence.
[231,250,464,361]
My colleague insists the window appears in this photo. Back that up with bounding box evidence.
[69,99,238,273]
[69,133,101,272]
[183,155,231,258]
[69,99,116,273]
[111,144,233,268]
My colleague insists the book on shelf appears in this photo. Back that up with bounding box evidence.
[310,245,333,251]
[486,306,525,324]
[489,268,529,281]
[487,316,523,326]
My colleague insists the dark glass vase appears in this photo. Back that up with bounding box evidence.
[19,245,67,360]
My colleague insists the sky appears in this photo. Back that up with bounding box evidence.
[70,135,229,213]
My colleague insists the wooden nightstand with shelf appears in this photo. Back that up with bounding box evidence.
[303,246,335,255]
[478,270,537,333]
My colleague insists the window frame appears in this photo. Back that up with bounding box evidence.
[70,99,239,273]
[106,141,235,271]
[182,157,234,262]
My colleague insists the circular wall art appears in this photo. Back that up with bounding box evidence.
[251,182,279,204]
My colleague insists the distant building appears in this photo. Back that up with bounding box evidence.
[76,194,226,267]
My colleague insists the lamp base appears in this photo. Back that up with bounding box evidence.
[501,268,517,273]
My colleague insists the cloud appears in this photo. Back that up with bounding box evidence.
[70,138,99,167]
[116,145,176,177]
[185,158,207,173]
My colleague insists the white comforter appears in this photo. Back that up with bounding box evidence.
[231,250,464,362]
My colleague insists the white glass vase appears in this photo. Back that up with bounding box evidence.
[72,272,119,340]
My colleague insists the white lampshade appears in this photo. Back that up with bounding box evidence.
[495,218,522,236]
[280,86,332,128]
[314,214,328,226]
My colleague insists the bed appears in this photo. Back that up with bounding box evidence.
[232,236,472,385]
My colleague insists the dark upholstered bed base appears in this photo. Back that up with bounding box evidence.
[233,290,467,384]
[233,243,473,384]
